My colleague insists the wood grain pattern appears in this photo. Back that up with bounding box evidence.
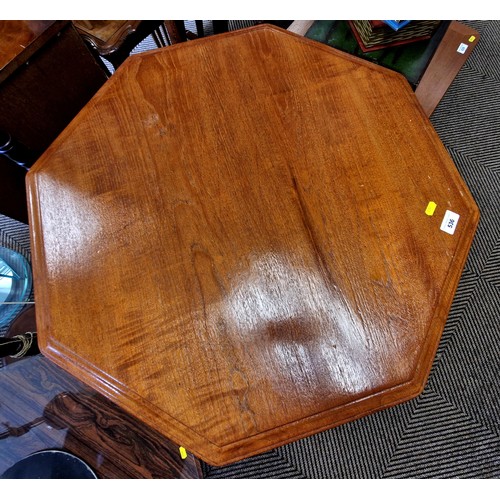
[0,356,201,478]
[0,20,54,70]
[26,25,479,465]
[0,21,64,82]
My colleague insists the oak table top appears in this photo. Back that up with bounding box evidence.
[26,25,479,466]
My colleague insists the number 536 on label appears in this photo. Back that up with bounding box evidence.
[440,210,460,235]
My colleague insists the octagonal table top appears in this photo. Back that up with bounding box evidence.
[26,25,479,466]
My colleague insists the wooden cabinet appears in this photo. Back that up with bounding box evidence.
[0,21,107,223]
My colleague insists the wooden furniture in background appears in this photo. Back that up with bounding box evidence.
[162,20,187,44]
[0,353,201,478]
[0,20,108,223]
[72,20,169,73]
[0,20,55,72]
[163,20,210,44]
[415,21,480,116]
[26,25,479,466]
[73,20,228,56]
[295,20,479,117]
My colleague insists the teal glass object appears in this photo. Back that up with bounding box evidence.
[0,246,32,328]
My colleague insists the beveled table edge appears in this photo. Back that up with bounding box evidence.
[25,24,481,466]
[27,167,480,465]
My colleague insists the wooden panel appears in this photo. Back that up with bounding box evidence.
[0,22,107,153]
[0,21,60,80]
[415,21,480,116]
[26,25,479,465]
[0,21,107,223]
[0,355,201,478]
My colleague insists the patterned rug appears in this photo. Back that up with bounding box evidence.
[1,20,498,478]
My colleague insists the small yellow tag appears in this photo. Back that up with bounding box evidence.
[179,446,188,460]
[468,35,476,42]
[425,201,437,216]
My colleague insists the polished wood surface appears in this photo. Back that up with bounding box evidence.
[0,20,53,66]
[415,21,480,116]
[0,21,58,78]
[26,25,479,465]
[0,355,201,478]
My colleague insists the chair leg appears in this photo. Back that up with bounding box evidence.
[213,21,229,34]
[195,20,204,37]
[164,20,187,44]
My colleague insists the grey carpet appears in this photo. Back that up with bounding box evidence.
[1,20,498,478]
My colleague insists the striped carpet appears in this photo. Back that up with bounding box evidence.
[1,20,498,478]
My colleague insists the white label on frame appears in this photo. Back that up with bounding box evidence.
[440,210,460,235]
[457,43,468,54]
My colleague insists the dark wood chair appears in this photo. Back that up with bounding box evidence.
[73,21,231,73]
[0,20,109,223]
[163,20,230,43]
[72,21,170,73]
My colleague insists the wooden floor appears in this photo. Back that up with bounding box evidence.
[0,352,201,478]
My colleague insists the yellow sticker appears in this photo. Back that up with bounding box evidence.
[425,201,437,216]
[179,446,188,460]
[469,35,476,42]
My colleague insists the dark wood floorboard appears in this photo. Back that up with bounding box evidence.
[0,355,201,478]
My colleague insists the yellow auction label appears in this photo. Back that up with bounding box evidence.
[425,201,437,216]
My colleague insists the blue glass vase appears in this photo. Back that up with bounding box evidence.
[0,246,33,329]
